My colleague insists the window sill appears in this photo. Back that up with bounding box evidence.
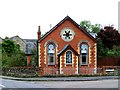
[48,63,55,66]
[66,63,72,65]
[80,64,88,66]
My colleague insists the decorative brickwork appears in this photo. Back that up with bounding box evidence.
[72,52,74,67]
[56,47,58,65]
[89,46,91,64]
[38,43,41,67]
[75,56,78,74]
[38,16,97,76]
[44,47,47,65]
[94,43,97,74]
[64,52,66,67]
[60,56,63,74]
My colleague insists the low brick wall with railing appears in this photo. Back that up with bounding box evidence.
[2,66,120,77]
[40,67,119,76]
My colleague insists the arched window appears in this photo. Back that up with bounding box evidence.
[66,50,72,64]
[47,44,55,65]
[80,44,88,65]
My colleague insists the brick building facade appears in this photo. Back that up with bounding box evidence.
[38,16,97,75]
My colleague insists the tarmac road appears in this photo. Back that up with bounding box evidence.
[1,78,119,88]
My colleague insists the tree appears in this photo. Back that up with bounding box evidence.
[106,45,120,57]
[96,37,108,57]
[2,39,27,67]
[98,26,120,49]
[2,39,20,56]
[80,20,101,33]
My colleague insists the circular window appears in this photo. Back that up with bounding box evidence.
[60,28,75,42]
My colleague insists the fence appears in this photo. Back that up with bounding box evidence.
[42,67,120,76]
[98,57,120,68]
[102,66,120,75]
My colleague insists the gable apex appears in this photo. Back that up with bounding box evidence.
[58,44,79,56]
[10,35,26,44]
[39,16,96,42]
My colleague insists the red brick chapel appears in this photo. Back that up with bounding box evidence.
[37,16,97,76]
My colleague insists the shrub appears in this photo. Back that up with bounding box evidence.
[106,45,120,57]
[2,39,27,67]
[2,52,27,68]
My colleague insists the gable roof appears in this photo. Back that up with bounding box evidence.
[58,44,79,56]
[39,16,96,42]
[10,35,26,44]
[24,39,37,54]
[23,39,37,42]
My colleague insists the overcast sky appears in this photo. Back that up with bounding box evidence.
[0,0,119,39]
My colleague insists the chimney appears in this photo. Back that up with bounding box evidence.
[37,26,41,40]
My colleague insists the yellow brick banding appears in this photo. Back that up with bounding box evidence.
[56,47,58,64]
[38,43,41,67]
[72,53,74,67]
[75,56,78,74]
[64,53,66,67]
[44,47,46,64]
[60,56,63,74]
[37,17,97,76]
[94,43,97,68]
[89,47,91,64]
[94,43,97,74]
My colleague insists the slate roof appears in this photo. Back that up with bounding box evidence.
[23,39,37,42]
[23,39,37,54]
[10,35,26,44]
[39,16,96,42]
[58,44,79,56]
[10,35,37,54]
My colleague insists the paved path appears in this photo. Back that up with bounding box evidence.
[1,76,119,81]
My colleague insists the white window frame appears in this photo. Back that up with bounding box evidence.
[80,44,88,65]
[47,44,55,65]
[66,50,72,64]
